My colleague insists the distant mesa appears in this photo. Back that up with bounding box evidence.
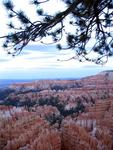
[8,70,113,91]
[99,70,113,80]
[99,70,113,74]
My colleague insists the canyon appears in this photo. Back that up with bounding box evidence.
[0,70,113,150]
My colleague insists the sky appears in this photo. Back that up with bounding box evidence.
[0,0,113,79]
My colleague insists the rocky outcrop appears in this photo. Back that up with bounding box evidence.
[61,99,113,150]
[8,70,113,101]
[0,107,61,150]
[1,70,113,150]
[9,80,82,92]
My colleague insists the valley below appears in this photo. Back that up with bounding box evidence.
[0,70,113,150]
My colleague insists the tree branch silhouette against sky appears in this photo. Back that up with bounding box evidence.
[1,0,113,64]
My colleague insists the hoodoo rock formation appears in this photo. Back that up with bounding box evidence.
[62,99,113,150]
[0,70,113,149]
[0,108,61,150]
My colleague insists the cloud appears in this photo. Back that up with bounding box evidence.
[0,0,113,79]
[27,55,55,60]
[0,59,10,62]
[18,51,31,56]
[82,64,101,68]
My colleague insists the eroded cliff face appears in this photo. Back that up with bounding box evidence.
[6,70,113,109]
[9,70,113,90]
[62,99,113,150]
[0,107,61,150]
[0,70,113,150]
[0,98,113,150]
